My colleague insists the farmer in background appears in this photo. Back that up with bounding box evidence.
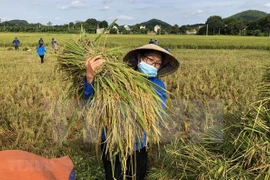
[154,39,159,45]
[12,37,20,50]
[149,38,154,44]
[51,38,55,50]
[84,44,179,180]
[53,40,59,53]
[36,42,47,63]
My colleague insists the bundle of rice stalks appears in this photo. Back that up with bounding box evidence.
[57,23,123,98]
[222,111,270,178]
[22,47,31,51]
[259,65,270,109]
[147,139,230,180]
[148,63,270,180]
[57,21,168,176]
[148,113,270,179]
[148,103,270,179]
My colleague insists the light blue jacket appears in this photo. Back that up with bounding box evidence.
[36,45,46,56]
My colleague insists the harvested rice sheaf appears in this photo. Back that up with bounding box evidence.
[57,25,168,175]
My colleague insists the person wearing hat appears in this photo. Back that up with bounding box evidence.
[84,44,179,179]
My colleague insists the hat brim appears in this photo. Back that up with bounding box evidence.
[123,44,180,77]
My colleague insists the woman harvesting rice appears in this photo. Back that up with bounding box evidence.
[84,44,180,180]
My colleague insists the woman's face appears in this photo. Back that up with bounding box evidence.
[140,51,162,70]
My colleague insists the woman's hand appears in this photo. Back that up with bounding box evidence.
[85,55,105,83]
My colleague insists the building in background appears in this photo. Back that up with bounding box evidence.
[124,25,130,31]
[186,29,197,35]
[140,26,146,29]
[154,25,161,33]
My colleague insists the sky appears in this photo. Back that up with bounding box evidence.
[1,0,270,26]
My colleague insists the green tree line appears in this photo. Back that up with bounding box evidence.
[1,14,270,36]
[197,14,270,36]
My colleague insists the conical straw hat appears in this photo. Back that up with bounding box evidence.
[123,44,180,77]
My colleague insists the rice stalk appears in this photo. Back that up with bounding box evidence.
[148,103,270,179]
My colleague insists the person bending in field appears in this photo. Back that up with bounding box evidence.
[36,42,47,63]
[84,44,180,180]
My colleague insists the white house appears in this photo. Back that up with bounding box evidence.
[124,25,130,31]
[96,25,119,34]
[112,25,119,34]
[154,25,161,33]
[96,28,105,34]
[140,26,146,29]
[186,29,197,35]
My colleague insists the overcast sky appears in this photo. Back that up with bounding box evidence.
[1,0,270,26]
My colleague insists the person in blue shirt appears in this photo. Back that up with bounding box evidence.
[36,42,47,63]
[84,44,179,180]
[12,37,20,50]
[149,39,154,44]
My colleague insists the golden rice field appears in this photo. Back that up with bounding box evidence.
[0,33,270,179]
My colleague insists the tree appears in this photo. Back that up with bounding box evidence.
[179,25,188,34]
[68,22,74,29]
[74,21,82,29]
[205,16,224,35]
[223,17,245,35]
[109,28,117,34]
[170,24,180,34]
[258,15,270,36]
[118,25,129,34]
[197,26,207,35]
[85,18,98,27]
[47,21,52,27]
[138,28,147,34]
[98,20,108,28]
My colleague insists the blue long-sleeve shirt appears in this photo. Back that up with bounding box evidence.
[84,76,166,150]
[12,39,20,46]
[36,45,46,56]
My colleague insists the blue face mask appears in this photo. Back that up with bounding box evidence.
[138,61,158,77]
